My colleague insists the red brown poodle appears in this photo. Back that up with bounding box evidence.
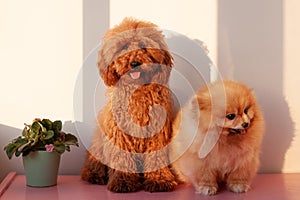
[80,18,179,192]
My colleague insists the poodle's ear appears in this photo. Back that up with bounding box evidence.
[157,36,173,69]
[151,50,173,85]
[160,48,173,79]
[157,41,173,84]
[162,49,173,68]
[97,48,119,87]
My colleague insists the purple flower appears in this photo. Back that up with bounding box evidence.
[45,144,54,152]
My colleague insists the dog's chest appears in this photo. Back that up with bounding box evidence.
[110,84,172,142]
[113,84,169,126]
[210,140,249,172]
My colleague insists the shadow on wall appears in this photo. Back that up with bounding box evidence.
[0,121,86,182]
[218,0,295,173]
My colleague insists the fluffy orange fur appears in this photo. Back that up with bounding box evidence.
[172,80,265,195]
[80,18,179,192]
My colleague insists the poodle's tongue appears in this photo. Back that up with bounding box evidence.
[130,71,141,79]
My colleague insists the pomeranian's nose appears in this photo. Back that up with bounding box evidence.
[130,61,141,68]
[242,122,249,128]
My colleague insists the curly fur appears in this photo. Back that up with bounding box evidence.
[81,18,179,192]
[172,80,265,195]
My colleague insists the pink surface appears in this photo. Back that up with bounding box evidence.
[0,172,16,197]
[1,173,300,200]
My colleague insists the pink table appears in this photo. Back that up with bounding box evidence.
[1,172,299,200]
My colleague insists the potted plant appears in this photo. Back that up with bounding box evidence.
[4,118,79,187]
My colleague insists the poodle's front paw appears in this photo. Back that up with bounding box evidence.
[227,182,250,193]
[107,172,142,193]
[107,179,142,193]
[144,179,177,192]
[195,185,218,195]
[81,168,108,185]
[83,172,108,185]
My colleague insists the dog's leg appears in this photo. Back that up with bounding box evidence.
[80,151,108,184]
[143,150,177,192]
[194,169,218,195]
[107,169,142,193]
[103,146,143,192]
[226,155,259,193]
[143,167,177,192]
[226,167,254,193]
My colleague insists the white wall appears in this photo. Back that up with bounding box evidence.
[0,0,82,127]
[0,0,84,181]
[217,0,300,173]
[283,0,300,172]
[1,0,300,182]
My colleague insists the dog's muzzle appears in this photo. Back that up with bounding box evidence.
[129,61,142,79]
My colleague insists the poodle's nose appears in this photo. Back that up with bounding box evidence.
[130,61,141,68]
[242,122,249,128]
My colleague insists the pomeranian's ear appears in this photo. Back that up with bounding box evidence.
[196,87,212,111]
[198,128,221,159]
[97,48,119,86]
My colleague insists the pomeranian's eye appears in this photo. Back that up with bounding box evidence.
[226,113,236,120]
[244,106,250,114]
[121,44,129,50]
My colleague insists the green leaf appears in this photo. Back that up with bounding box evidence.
[29,130,36,138]
[14,136,27,144]
[31,134,39,147]
[41,119,53,131]
[41,126,47,133]
[53,120,62,132]
[22,127,28,137]
[64,133,79,146]
[17,141,32,152]
[15,150,22,157]
[43,130,54,140]
[31,121,41,133]
[65,145,70,152]
[37,122,45,133]
[54,143,66,154]
[4,143,18,159]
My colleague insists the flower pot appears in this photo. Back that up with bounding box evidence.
[22,151,61,187]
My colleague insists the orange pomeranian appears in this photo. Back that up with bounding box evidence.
[171,80,265,195]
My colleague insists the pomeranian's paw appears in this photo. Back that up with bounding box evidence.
[227,182,250,193]
[195,185,218,195]
[144,179,177,192]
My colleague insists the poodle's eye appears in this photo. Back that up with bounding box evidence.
[139,42,146,50]
[121,44,129,50]
[244,106,250,114]
[226,114,236,120]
